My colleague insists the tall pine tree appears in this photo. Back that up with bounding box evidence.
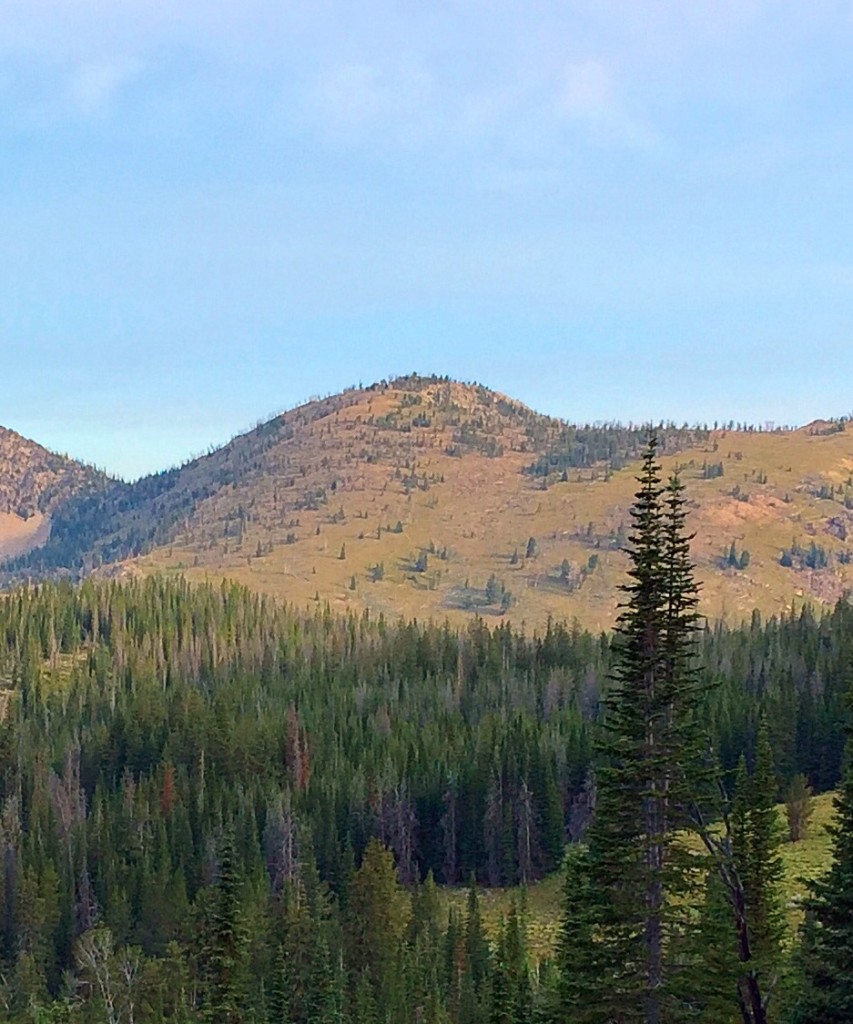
[567,434,705,1024]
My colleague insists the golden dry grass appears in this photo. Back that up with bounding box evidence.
[128,382,853,632]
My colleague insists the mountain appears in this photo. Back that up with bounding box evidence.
[4,375,853,629]
[0,426,109,562]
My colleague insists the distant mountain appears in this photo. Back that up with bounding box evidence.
[0,426,109,561]
[3,376,853,629]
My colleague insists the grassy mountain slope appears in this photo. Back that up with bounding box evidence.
[5,376,853,629]
[135,376,853,630]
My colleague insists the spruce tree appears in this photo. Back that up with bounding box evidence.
[731,726,784,994]
[553,845,602,1024]
[573,434,704,1024]
[408,873,446,1024]
[275,876,340,1024]
[784,775,813,843]
[788,743,853,1023]
[466,880,492,1020]
[490,900,531,1024]
[693,868,744,1023]
[344,839,407,1013]
[202,829,247,1024]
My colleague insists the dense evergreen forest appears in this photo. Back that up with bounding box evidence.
[0,547,850,1020]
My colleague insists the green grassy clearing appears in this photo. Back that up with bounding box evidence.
[440,791,837,963]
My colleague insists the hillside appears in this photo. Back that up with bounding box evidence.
[4,375,853,629]
[0,426,109,562]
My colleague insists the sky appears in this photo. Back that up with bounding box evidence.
[3,1,853,480]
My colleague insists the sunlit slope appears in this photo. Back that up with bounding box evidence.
[123,377,853,631]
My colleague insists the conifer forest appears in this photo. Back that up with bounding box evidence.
[0,438,852,1024]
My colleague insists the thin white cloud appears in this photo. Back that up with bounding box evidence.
[315,64,383,127]
[68,59,141,115]
[555,57,659,150]
[309,60,433,139]
[559,59,614,119]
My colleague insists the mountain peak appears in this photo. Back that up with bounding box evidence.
[4,384,853,630]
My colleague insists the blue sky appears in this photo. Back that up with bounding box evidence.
[3,1,853,480]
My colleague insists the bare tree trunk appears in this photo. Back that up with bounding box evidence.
[645,791,663,1024]
[645,657,663,1024]
[691,798,774,1024]
[484,770,503,888]
[441,779,458,885]
[516,779,533,886]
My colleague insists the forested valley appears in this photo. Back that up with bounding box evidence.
[0,515,850,1024]
[9,0,853,1018]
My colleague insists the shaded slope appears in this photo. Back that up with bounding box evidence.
[0,426,109,561]
[0,425,106,518]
